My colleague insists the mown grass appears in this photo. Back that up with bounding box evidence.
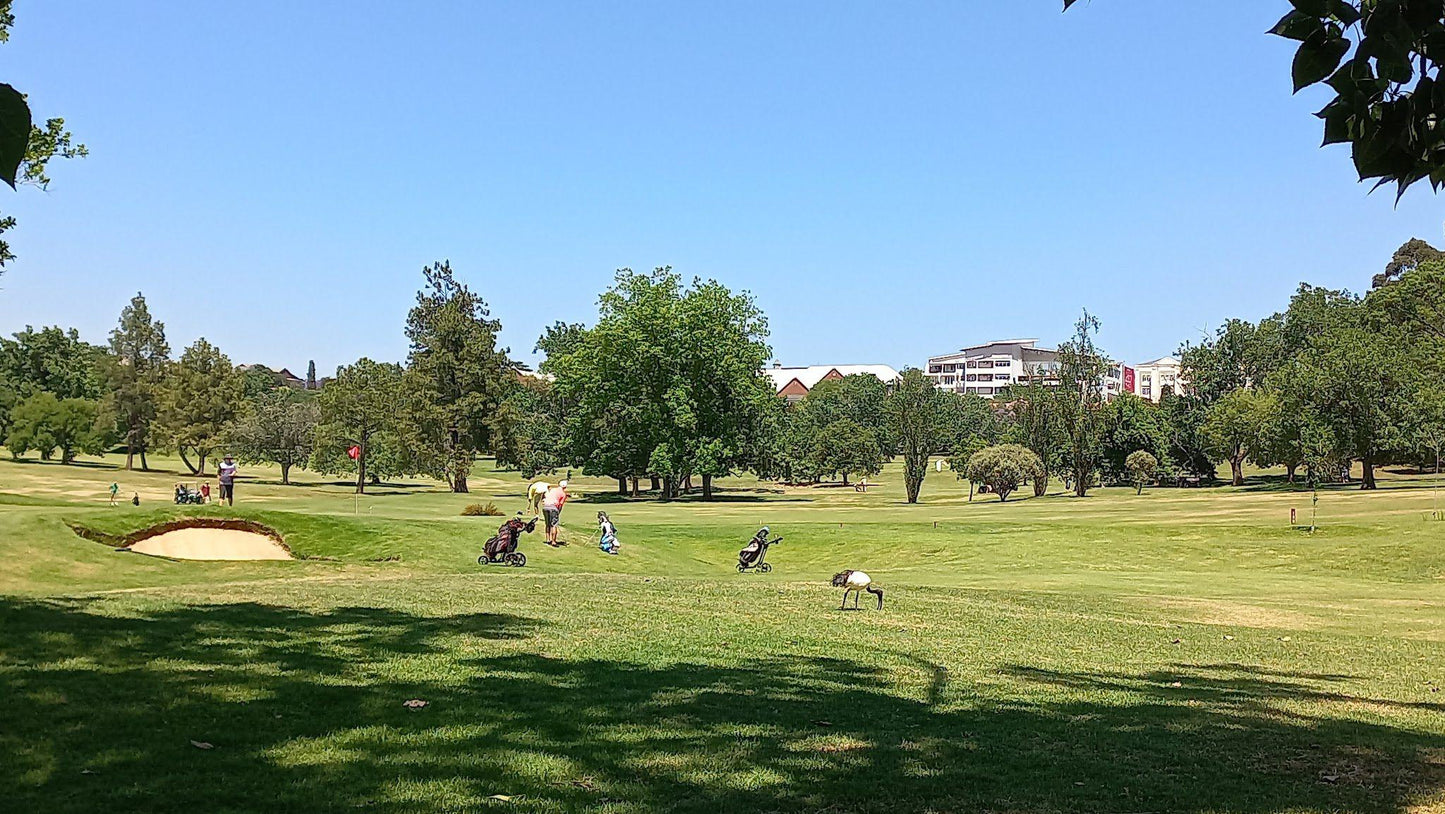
[0,454,1442,812]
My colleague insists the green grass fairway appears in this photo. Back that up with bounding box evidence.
[2,456,1443,813]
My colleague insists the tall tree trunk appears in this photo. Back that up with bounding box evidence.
[1361,454,1377,490]
[125,443,135,471]
[662,476,675,501]
[650,475,660,492]
[139,446,149,471]
[453,473,469,493]
[1286,463,1297,483]
[842,472,850,486]
[281,462,291,485]
[631,476,640,497]
[617,476,628,495]
[702,474,714,501]
[683,475,693,493]
[1230,454,1244,487]
[1073,465,1087,497]
[179,447,198,475]
[356,440,367,494]
[1033,474,1047,497]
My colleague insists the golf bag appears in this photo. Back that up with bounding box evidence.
[480,516,537,567]
[737,526,781,573]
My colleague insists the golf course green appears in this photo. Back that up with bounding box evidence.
[2,455,1442,813]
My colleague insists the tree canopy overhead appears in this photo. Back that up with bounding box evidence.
[1065,1,1445,198]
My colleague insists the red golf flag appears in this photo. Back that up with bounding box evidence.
[347,445,361,460]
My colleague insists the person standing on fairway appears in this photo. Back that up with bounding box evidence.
[109,482,119,506]
[217,454,238,506]
[542,480,569,546]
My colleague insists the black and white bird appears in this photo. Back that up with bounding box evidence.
[832,570,884,610]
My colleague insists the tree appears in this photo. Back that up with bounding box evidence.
[0,325,104,400]
[156,338,242,475]
[810,419,883,485]
[1159,391,1216,480]
[886,368,948,504]
[1275,286,1412,490]
[314,358,404,494]
[1099,393,1171,485]
[1368,257,1445,341]
[965,444,1044,503]
[550,268,773,500]
[1125,450,1158,495]
[1063,3,1445,198]
[98,293,169,470]
[492,374,570,479]
[0,6,88,271]
[306,360,317,391]
[1374,238,1444,288]
[5,392,105,463]
[1003,374,1062,496]
[404,260,515,492]
[1056,310,1109,497]
[1179,319,1266,405]
[1203,389,1268,487]
[229,394,318,485]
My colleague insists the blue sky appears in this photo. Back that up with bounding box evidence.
[2,1,1441,374]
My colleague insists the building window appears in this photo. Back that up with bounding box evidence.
[965,374,977,382]
[978,387,993,395]
[965,361,977,368]
[995,373,1010,381]
[929,365,942,374]
[965,386,977,393]
[978,361,993,369]
[1142,385,1152,397]
[942,364,956,373]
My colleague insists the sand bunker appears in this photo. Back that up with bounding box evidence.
[127,527,292,561]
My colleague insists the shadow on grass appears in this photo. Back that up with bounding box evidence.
[2,598,1442,813]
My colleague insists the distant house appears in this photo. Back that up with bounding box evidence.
[926,338,1129,400]
[763,364,901,403]
[237,364,309,390]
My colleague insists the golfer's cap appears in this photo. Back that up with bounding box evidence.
[559,480,569,487]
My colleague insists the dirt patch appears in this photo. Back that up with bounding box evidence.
[1137,596,1318,630]
[71,518,292,561]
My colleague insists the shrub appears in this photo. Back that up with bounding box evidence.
[461,501,504,517]
[965,444,1044,502]
[1125,450,1159,495]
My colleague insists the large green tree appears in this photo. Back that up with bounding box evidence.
[1202,388,1269,487]
[99,293,169,470]
[4,392,106,463]
[228,393,318,485]
[0,325,103,400]
[404,261,515,492]
[1003,374,1063,496]
[551,268,773,501]
[1056,310,1109,497]
[314,358,404,494]
[886,368,949,504]
[156,338,242,475]
[1099,393,1171,485]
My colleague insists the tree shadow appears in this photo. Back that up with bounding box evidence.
[2,599,1442,813]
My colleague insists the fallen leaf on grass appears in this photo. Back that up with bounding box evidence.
[1171,638,1182,644]
[1223,635,1235,641]
[813,720,833,727]
[489,794,515,802]
[1168,681,1183,688]
[403,699,429,710]
[190,740,214,750]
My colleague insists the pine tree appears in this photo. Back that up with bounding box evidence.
[306,359,316,390]
[99,293,169,470]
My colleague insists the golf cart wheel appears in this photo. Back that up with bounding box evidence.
[510,552,527,567]
[478,554,487,565]
[759,562,772,574]
[737,563,747,572]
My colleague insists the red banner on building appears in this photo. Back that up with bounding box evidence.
[1122,365,1136,394]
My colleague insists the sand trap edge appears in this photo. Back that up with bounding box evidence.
[69,518,293,559]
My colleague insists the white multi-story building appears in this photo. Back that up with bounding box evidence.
[1134,356,1183,403]
[925,339,1061,398]
[927,339,1138,400]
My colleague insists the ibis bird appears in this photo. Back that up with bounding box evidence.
[832,570,884,610]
